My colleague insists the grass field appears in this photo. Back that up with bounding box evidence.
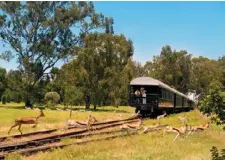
[1,103,225,160]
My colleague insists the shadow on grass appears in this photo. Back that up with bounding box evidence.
[82,108,130,113]
[59,107,130,113]
[0,105,25,110]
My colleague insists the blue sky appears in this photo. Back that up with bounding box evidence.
[1,1,225,71]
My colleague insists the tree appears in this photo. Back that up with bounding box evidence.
[144,45,192,93]
[44,92,60,107]
[76,33,133,109]
[105,17,114,34]
[56,33,133,109]
[5,70,24,103]
[50,67,59,81]
[0,2,111,107]
[119,59,139,105]
[190,57,223,96]
[218,56,225,88]
[6,94,10,103]
[1,95,6,104]
[198,80,225,123]
[0,67,6,99]
[64,86,84,108]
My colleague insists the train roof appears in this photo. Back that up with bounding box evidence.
[130,77,191,100]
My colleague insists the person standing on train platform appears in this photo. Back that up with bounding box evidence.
[140,87,147,104]
[135,89,141,104]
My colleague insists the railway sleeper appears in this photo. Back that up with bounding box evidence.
[0,119,139,152]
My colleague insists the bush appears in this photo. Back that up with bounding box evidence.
[210,146,225,160]
[198,80,225,123]
[6,95,11,103]
[44,92,60,107]
[1,95,6,104]
[64,86,84,107]
[15,94,22,103]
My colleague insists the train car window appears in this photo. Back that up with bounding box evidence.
[159,89,162,98]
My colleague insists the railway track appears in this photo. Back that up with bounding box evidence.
[0,131,138,159]
[0,116,139,143]
[0,124,168,159]
[0,117,142,159]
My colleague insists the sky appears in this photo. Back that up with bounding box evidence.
[1,1,225,71]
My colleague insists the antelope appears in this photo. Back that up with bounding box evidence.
[67,116,98,129]
[142,123,161,134]
[187,122,210,136]
[66,119,86,128]
[86,115,98,131]
[8,110,45,135]
[66,109,85,128]
[120,118,143,135]
[178,116,188,125]
[157,112,167,120]
[164,124,189,142]
[66,109,87,128]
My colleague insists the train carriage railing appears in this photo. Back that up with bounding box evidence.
[129,93,158,106]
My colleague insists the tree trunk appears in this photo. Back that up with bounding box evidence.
[85,104,90,110]
[24,85,34,108]
[70,108,72,118]
[25,99,33,108]
[94,104,96,110]
[85,94,90,110]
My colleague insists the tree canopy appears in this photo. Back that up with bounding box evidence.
[0,1,112,107]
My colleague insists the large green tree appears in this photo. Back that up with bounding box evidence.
[0,1,110,107]
[144,45,192,93]
[218,56,225,88]
[0,67,6,99]
[57,33,133,109]
[190,56,223,96]
[198,80,225,123]
[5,70,23,103]
[77,33,133,109]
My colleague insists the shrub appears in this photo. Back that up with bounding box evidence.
[1,95,6,104]
[211,146,220,160]
[44,92,60,107]
[6,95,11,103]
[210,146,225,160]
[64,86,84,107]
[15,94,22,103]
[198,80,225,123]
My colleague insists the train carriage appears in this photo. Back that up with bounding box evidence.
[129,77,194,116]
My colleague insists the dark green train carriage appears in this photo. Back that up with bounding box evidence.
[129,77,195,116]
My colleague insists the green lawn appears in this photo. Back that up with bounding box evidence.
[0,103,134,135]
[1,103,225,160]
